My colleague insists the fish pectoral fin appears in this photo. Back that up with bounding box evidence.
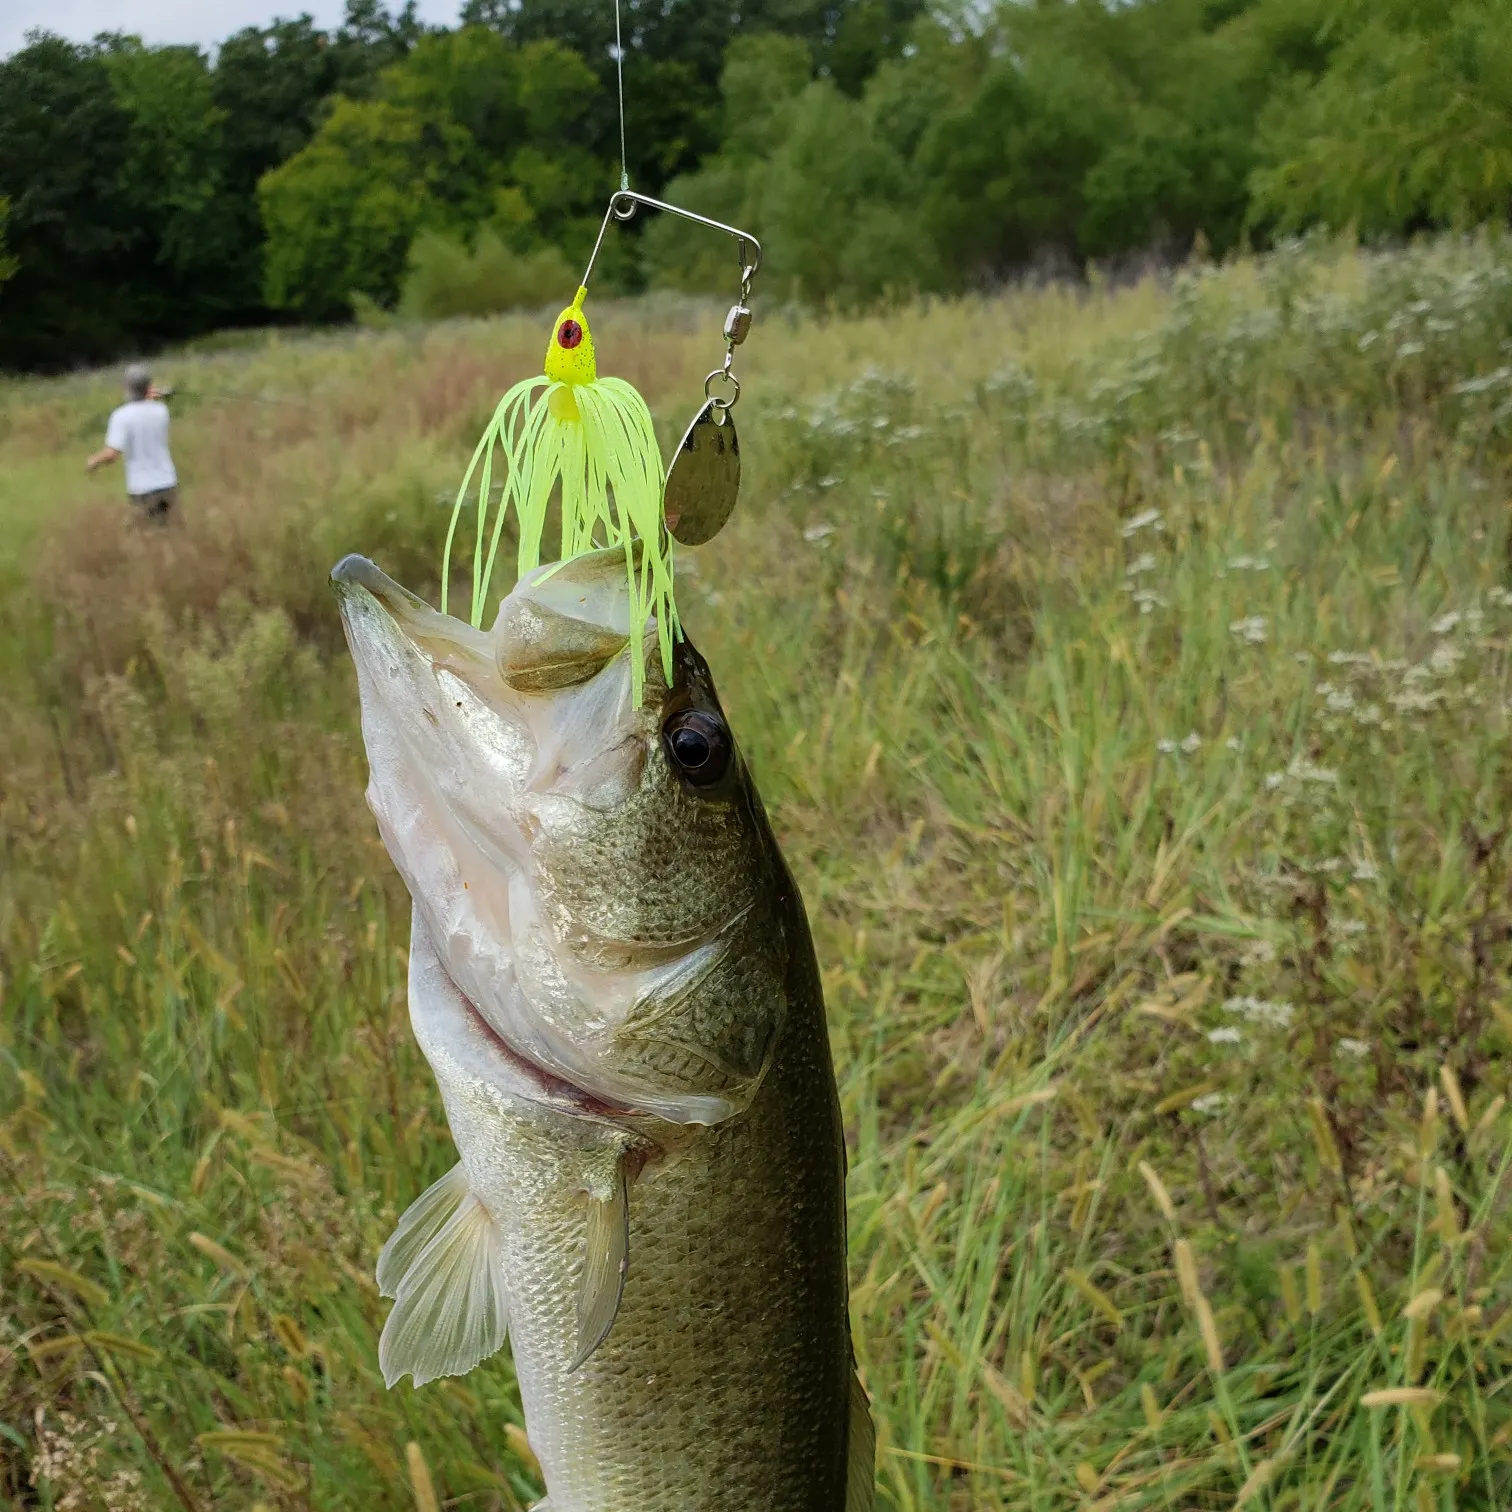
[377,1169,509,1389]
[846,1365,877,1512]
[376,1162,469,1299]
[568,1156,630,1373]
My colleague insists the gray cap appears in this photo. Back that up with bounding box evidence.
[124,363,151,400]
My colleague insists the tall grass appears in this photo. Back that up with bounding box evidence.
[4,233,1512,1509]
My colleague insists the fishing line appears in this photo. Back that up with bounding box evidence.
[614,0,629,191]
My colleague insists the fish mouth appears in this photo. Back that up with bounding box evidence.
[334,553,753,1127]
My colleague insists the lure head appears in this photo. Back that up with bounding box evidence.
[544,286,597,387]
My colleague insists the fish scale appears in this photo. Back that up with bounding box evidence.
[457,982,849,1510]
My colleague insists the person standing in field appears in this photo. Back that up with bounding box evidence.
[85,363,179,522]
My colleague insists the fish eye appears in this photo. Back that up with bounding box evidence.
[663,709,731,787]
[558,319,583,350]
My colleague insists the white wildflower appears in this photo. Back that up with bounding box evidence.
[1223,996,1295,1029]
[1428,642,1462,676]
[1157,738,1178,755]
[1191,1092,1229,1115]
[1325,688,1356,713]
[1207,1027,1243,1045]
[1230,615,1268,645]
[1180,731,1203,754]
[1126,552,1157,576]
[1267,756,1338,789]
[1390,687,1441,714]
[803,522,836,542]
[1122,508,1164,538]
[1337,1038,1371,1060]
[1431,611,1462,635]
[1352,858,1379,881]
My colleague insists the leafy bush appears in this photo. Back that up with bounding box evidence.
[395,228,574,320]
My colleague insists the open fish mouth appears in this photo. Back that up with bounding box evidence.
[333,553,765,1126]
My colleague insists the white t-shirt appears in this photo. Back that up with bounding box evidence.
[105,399,177,495]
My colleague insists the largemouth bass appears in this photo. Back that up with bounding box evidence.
[332,549,873,1512]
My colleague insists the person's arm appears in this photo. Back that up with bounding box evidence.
[90,409,127,472]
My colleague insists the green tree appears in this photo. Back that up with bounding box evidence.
[912,0,1327,277]
[105,42,242,312]
[0,197,18,288]
[0,34,146,368]
[213,16,337,182]
[920,43,1123,275]
[387,29,607,254]
[763,79,935,302]
[257,27,614,315]
[1252,0,1512,236]
[460,0,921,190]
[331,0,429,97]
[641,33,812,290]
[210,17,342,316]
[258,96,480,315]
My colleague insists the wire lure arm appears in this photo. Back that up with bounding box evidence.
[582,186,759,547]
[580,189,762,292]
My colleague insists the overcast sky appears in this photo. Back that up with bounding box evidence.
[2,0,461,58]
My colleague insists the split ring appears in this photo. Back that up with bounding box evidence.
[703,367,741,410]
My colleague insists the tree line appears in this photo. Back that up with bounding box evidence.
[1,0,1508,371]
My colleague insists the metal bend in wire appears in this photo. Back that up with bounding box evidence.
[580,189,763,290]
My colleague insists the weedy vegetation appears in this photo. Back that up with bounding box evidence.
[5,233,1512,1509]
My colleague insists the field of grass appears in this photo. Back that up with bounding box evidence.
[5,233,1512,1510]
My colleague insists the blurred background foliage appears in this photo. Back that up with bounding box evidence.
[3,0,1512,369]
